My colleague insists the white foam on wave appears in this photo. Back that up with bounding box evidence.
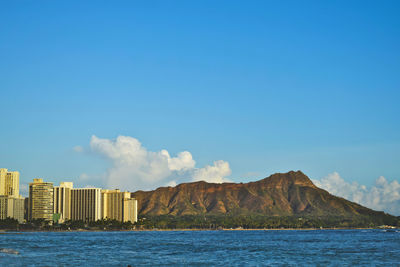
[0,248,19,255]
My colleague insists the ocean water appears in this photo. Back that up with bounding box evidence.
[0,229,399,266]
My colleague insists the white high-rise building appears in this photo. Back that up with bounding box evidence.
[101,189,138,223]
[0,196,24,223]
[0,168,24,223]
[53,182,73,223]
[70,188,102,222]
[0,168,20,197]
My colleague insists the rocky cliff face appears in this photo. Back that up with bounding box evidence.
[131,171,384,217]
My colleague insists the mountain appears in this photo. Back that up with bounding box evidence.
[131,171,392,219]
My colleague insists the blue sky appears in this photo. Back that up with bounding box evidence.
[1,1,399,201]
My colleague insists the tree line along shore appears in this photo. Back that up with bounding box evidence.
[1,214,399,231]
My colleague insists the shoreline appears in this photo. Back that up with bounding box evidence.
[1,227,395,233]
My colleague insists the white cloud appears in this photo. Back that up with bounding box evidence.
[163,150,195,171]
[165,180,177,187]
[193,160,232,183]
[313,172,400,216]
[89,135,231,191]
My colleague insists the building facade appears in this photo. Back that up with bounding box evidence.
[29,178,54,221]
[0,196,24,223]
[0,168,24,222]
[53,182,73,223]
[70,188,101,222]
[0,168,20,197]
[102,189,138,223]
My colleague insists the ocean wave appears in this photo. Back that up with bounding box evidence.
[0,248,20,255]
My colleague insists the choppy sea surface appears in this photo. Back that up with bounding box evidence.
[1,229,399,266]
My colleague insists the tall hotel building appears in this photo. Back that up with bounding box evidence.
[53,182,73,223]
[0,195,24,223]
[70,188,102,222]
[0,168,20,197]
[0,168,24,222]
[53,184,137,223]
[102,189,138,223]
[29,178,54,221]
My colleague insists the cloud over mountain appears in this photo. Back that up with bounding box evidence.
[313,172,400,216]
[81,136,400,216]
[193,160,231,183]
[90,135,231,191]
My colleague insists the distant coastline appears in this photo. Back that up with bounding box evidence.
[1,226,398,233]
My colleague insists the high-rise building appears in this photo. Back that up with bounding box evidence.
[0,196,24,223]
[101,189,138,223]
[0,168,24,222]
[53,182,73,223]
[70,188,101,222]
[0,168,20,197]
[29,178,54,221]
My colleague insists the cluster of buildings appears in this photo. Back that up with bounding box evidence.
[0,168,138,224]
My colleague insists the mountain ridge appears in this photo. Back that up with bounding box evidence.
[131,171,393,219]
